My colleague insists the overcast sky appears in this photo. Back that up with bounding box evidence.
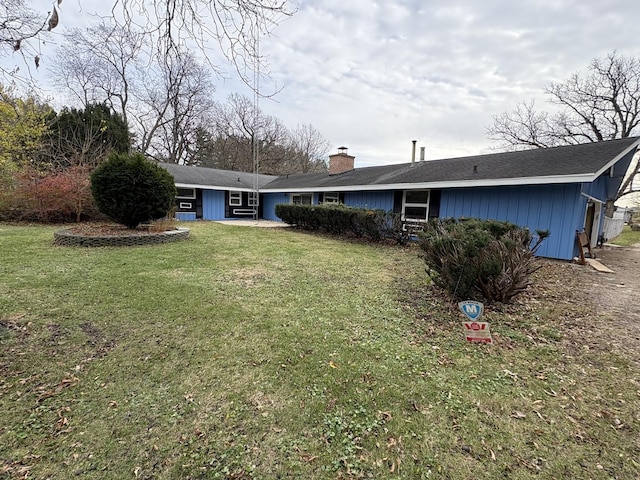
[6,0,640,167]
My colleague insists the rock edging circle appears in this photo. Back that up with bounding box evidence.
[54,227,190,247]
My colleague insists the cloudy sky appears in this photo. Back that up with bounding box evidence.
[6,0,640,167]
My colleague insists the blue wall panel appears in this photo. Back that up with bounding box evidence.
[176,212,197,221]
[262,193,289,221]
[202,190,226,220]
[581,176,607,202]
[440,184,583,260]
[344,191,394,210]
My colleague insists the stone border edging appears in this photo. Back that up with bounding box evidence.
[53,227,190,247]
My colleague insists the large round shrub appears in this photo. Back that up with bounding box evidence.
[91,153,176,229]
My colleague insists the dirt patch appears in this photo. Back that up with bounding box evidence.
[580,244,640,361]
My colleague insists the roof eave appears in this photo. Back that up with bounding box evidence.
[592,138,640,178]
[175,182,258,192]
[259,173,596,193]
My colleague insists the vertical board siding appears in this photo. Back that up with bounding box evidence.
[202,190,226,220]
[262,193,289,221]
[176,212,197,221]
[440,184,583,260]
[344,191,394,210]
[581,176,607,202]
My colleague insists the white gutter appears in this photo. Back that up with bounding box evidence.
[175,182,257,193]
[259,173,596,193]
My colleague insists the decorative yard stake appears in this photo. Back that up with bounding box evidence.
[459,301,493,344]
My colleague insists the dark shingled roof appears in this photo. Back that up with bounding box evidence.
[159,163,277,190]
[264,137,640,191]
[157,137,640,192]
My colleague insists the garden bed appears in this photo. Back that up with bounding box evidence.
[53,224,190,247]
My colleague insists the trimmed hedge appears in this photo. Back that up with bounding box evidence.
[274,203,409,244]
[91,153,176,229]
[419,218,549,304]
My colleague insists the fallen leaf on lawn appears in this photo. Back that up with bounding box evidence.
[511,411,526,419]
[329,361,338,369]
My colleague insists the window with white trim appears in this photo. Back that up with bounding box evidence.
[292,193,312,205]
[402,190,430,223]
[248,192,258,206]
[229,192,242,206]
[323,192,340,204]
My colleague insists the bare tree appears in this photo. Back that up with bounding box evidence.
[204,93,288,173]
[51,23,145,127]
[1,0,59,77]
[487,51,640,199]
[198,94,330,174]
[112,0,294,90]
[134,49,215,164]
[287,123,330,173]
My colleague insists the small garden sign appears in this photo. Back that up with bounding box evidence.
[459,300,493,344]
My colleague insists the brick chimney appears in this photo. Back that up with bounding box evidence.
[328,146,355,175]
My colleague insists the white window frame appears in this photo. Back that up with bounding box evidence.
[176,188,196,199]
[402,190,430,224]
[179,202,193,210]
[229,191,242,206]
[323,192,340,204]
[291,193,313,205]
[248,192,258,207]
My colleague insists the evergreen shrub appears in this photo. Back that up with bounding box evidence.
[274,204,409,244]
[419,218,549,304]
[91,153,176,229]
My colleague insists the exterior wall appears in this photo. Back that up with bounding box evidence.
[581,175,608,202]
[176,212,197,221]
[343,191,394,210]
[440,183,584,260]
[262,193,289,221]
[202,190,226,220]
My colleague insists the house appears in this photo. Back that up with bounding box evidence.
[160,137,640,260]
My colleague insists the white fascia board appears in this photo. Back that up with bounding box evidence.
[581,192,606,203]
[175,182,255,193]
[592,138,640,178]
[259,173,595,193]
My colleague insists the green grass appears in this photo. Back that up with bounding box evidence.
[610,224,640,246]
[1,222,639,479]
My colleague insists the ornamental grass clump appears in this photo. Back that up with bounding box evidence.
[90,152,176,229]
[419,218,549,304]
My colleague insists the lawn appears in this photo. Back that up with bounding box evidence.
[610,224,640,247]
[1,222,639,479]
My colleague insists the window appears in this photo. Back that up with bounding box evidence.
[402,190,430,223]
[229,192,242,206]
[248,192,258,206]
[179,202,193,210]
[177,188,196,199]
[292,193,313,205]
[323,192,340,204]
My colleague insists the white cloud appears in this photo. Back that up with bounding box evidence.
[4,0,640,167]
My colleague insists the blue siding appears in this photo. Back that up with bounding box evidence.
[202,190,226,220]
[263,193,289,221]
[176,212,196,221]
[440,184,584,260]
[344,191,394,210]
[581,176,607,202]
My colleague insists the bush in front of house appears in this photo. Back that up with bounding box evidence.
[90,152,176,229]
[274,203,409,243]
[419,218,549,304]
